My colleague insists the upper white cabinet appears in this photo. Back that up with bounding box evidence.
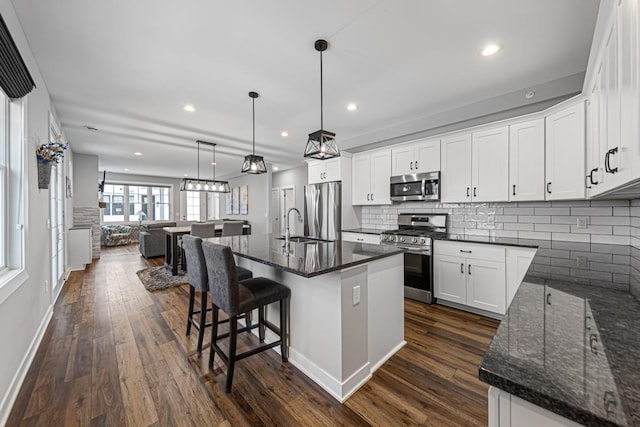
[441,134,472,202]
[391,138,440,176]
[509,119,545,201]
[352,149,392,205]
[472,126,509,202]
[308,157,342,184]
[441,127,509,203]
[545,103,586,200]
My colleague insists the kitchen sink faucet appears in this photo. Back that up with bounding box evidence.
[285,207,302,243]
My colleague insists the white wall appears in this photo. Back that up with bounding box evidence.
[0,0,64,422]
[73,153,98,207]
[221,171,272,235]
[273,165,307,231]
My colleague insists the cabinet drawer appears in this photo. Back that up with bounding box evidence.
[342,232,380,245]
[434,240,505,262]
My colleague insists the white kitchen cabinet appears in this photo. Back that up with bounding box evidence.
[472,126,509,202]
[441,133,472,202]
[434,254,467,304]
[545,102,586,200]
[342,231,380,245]
[352,149,391,205]
[391,138,440,176]
[434,241,506,315]
[509,119,545,201]
[489,387,583,427]
[68,227,92,271]
[308,157,342,184]
[505,247,537,307]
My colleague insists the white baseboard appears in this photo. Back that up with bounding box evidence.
[370,340,406,373]
[0,305,53,426]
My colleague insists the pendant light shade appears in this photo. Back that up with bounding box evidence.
[180,140,230,192]
[241,91,267,174]
[304,39,340,160]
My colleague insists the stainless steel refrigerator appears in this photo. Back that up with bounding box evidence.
[304,181,341,241]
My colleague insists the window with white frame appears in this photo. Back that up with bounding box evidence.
[101,183,171,222]
[186,191,200,221]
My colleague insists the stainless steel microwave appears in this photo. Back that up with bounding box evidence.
[390,171,440,202]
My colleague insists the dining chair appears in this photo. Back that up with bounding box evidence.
[221,221,244,236]
[202,240,290,393]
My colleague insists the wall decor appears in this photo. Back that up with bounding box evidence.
[225,192,232,215]
[232,187,240,214]
[35,134,67,189]
[240,185,248,214]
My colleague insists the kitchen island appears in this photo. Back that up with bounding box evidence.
[205,233,405,402]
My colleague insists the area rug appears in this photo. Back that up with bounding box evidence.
[136,266,188,291]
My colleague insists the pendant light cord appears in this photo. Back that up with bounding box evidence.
[252,97,256,155]
[320,49,323,130]
[212,143,216,180]
[196,140,200,181]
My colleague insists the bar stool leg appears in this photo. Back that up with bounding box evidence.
[258,306,265,343]
[225,316,238,393]
[186,286,195,336]
[280,298,288,362]
[197,290,207,353]
[209,304,220,368]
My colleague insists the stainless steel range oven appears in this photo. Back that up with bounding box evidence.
[380,213,448,303]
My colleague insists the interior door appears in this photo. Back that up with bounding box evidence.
[271,188,280,235]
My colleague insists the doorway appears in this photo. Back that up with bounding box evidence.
[272,186,296,236]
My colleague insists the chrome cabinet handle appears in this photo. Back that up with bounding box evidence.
[546,292,551,305]
[546,182,552,194]
[460,263,464,274]
[415,161,419,170]
[466,187,470,197]
[468,264,471,275]
[512,184,516,196]
[356,238,364,242]
[410,161,414,170]
[589,168,599,185]
[460,249,472,253]
[473,187,477,197]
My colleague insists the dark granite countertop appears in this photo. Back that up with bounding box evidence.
[341,228,383,235]
[205,233,403,278]
[479,241,640,426]
[434,234,541,248]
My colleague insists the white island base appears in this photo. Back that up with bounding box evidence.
[235,252,405,402]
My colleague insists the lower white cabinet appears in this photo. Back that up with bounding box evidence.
[434,241,506,315]
[489,387,583,427]
[342,231,380,245]
[68,227,92,271]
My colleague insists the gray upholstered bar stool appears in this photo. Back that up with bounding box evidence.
[182,235,253,353]
[180,222,217,271]
[221,221,244,236]
[202,241,290,393]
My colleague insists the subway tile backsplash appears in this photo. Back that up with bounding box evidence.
[359,198,640,300]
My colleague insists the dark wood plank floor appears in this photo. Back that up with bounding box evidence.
[7,244,499,426]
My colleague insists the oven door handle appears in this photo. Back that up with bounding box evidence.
[397,246,431,255]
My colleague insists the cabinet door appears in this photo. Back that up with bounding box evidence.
[509,120,545,201]
[434,255,467,304]
[324,158,342,182]
[472,126,509,202]
[391,145,416,176]
[415,139,441,173]
[352,153,371,205]
[441,134,472,203]
[545,103,586,200]
[587,77,604,196]
[605,22,621,170]
[308,161,325,185]
[370,149,391,204]
[466,259,506,315]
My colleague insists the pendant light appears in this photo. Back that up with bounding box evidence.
[180,140,230,192]
[241,91,267,174]
[304,39,340,160]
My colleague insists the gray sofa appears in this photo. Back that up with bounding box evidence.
[139,221,177,258]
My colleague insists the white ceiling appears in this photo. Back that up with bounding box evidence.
[11,0,600,180]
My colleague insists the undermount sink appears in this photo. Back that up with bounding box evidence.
[276,236,319,243]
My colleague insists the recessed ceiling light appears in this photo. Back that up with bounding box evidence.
[481,44,501,56]
[124,168,129,172]
[347,103,358,111]
[281,131,289,137]
[183,104,196,112]
[210,162,217,165]
[273,166,279,171]
[525,90,535,99]
[184,173,188,177]
[134,152,142,156]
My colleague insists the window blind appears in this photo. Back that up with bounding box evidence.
[0,13,35,99]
